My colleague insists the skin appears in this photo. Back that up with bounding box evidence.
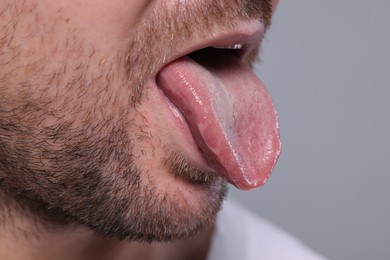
[0,0,279,259]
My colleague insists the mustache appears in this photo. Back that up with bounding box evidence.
[171,0,273,28]
[125,0,273,102]
[236,0,273,28]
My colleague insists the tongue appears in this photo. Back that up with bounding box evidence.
[156,54,280,190]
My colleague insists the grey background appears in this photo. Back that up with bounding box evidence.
[230,1,390,260]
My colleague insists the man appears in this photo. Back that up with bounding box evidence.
[0,0,325,259]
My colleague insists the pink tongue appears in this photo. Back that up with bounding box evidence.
[156,55,280,190]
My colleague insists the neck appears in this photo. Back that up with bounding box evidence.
[0,191,214,260]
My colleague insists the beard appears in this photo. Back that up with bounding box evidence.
[0,0,271,242]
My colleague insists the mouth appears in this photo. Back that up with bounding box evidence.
[160,22,264,71]
[155,21,281,190]
[187,45,245,69]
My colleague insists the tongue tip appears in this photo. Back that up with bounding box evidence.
[223,164,273,190]
[228,145,281,191]
[229,173,270,190]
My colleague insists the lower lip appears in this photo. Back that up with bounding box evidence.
[154,82,211,168]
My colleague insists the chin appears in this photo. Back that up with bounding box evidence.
[68,162,228,243]
[100,179,227,242]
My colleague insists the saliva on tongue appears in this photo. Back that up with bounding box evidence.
[156,51,281,190]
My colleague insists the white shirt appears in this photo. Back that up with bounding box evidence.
[207,200,327,260]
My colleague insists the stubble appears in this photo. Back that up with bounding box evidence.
[0,0,271,242]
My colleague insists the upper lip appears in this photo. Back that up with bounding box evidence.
[157,20,265,72]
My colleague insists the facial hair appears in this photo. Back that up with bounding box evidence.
[0,0,271,242]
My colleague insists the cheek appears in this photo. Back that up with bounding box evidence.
[30,0,154,53]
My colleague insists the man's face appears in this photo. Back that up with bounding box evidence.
[0,0,279,241]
